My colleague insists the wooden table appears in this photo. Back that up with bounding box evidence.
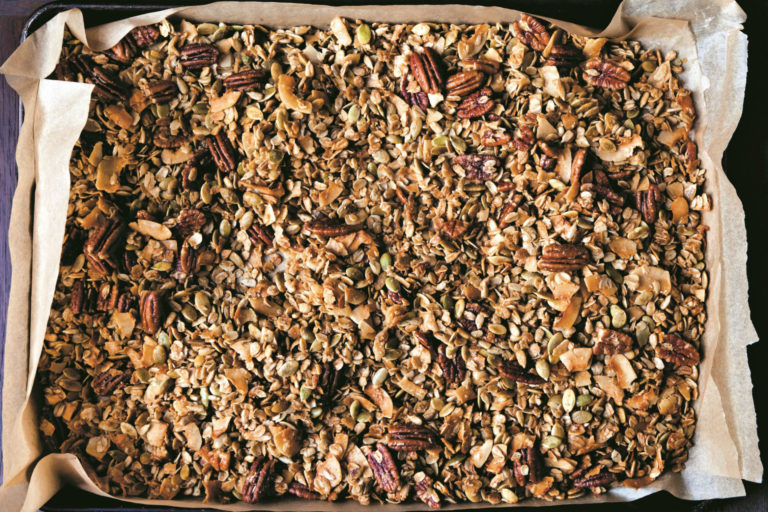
[1,1,765,510]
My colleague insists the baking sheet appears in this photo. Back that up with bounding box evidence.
[0,1,760,510]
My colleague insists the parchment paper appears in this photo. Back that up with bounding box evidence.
[0,1,760,511]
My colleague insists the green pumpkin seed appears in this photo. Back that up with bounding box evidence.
[562,388,576,413]
[636,322,651,346]
[610,305,627,328]
[240,210,254,230]
[541,435,562,449]
[262,85,276,101]
[446,453,466,466]
[380,252,392,271]
[277,360,299,377]
[300,384,312,402]
[356,24,372,45]
[641,60,657,72]
[192,102,209,115]
[135,368,151,384]
[152,261,172,272]
[153,345,167,364]
[551,423,565,438]
[197,22,218,35]
[357,410,372,423]
[269,149,284,165]
[535,359,550,380]
[432,135,448,148]
[372,367,388,387]
[155,103,170,119]
[450,136,467,154]
[348,105,360,123]
[200,182,213,204]
[385,277,400,292]
[572,410,593,424]
[349,400,360,419]
[346,266,364,281]
[383,348,402,361]
[576,393,592,407]
[219,219,231,237]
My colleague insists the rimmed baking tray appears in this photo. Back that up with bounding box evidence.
[13,1,705,511]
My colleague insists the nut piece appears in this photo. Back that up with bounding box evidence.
[367,443,400,492]
[242,458,275,504]
[319,362,344,410]
[414,472,441,509]
[387,424,438,451]
[207,132,238,173]
[84,218,125,274]
[480,129,511,147]
[498,359,546,385]
[90,67,128,102]
[513,124,536,152]
[144,80,177,104]
[176,208,207,238]
[96,282,118,312]
[512,14,551,51]
[583,59,631,89]
[635,184,663,224]
[513,445,543,485]
[179,241,198,274]
[572,471,615,488]
[287,482,322,500]
[224,69,265,91]
[408,47,444,94]
[70,280,86,315]
[456,87,494,119]
[130,25,160,48]
[454,154,501,181]
[438,345,466,385]
[247,224,273,247]
[182,148,211,191]
[400,78,428,110]
[441,219,469,241]
[179,43,220,70]
[305,219,362,237]
[139,291,163,335]
[498,193,523,228]
[460,58,500,74]
[538,243,590,272]
[92,368,129,396]
[656,334,700,366]
[105,37,136,64]
[445,71,485,97]
[545,44,582,67]
[593,329,633,355]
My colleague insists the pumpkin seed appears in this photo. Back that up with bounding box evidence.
[356,24,372,45]
[576,393,592,407]
[219,219,231,237]
[562,388,576,413]
[383,348,402,361]
[372,367,388,388]
[300,384,312,402]
[446,453,466,466]
[541,435,562,449]
[535,359,550,380]
[380,252,392,271]
[136,368,151,384]
[349,400,360,419]
[357,410,372,423]
[450,136,467,154]
[610,305,627,328]
[385,277,400,292]
[153,345,167,364]
[636,322,651,346]
[572,410,593,424]
[277,360,299,377]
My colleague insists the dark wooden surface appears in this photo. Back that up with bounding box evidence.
[0,1,765,511]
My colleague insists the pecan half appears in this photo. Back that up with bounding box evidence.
[388,424,438,451]
[570,148,587,185]
[305,219,362,237]
[512,14,551,51]
[538,141,559,170]
[499,359,546,385]
[480,129,511,147]
[539,243,590,272]
[456,87,494,119]
[582,181,624,208]
[499,193,523,228]
[513,124,536,151]
[656,334,700,366]
[96,282,119,311]
[179,43,220,70]
[117,292,134,313]
[224,69,265,91]
[130,25,160,48]
[441,219,469,241]
[207,132,238,173]
[572,471,615,488]
[71,280,85,315]
[400,78,428,109]
[635,184,662,224]
[139,291,163,335]
[593,329,633,355]
[454,154,501,181]
[247,224,273,247]
[409,47,444,94]
[414,472,441,509]
[182,148,211,191]
[176,208,206,238]
[287,482,322,500]
[438,345,466,385]
[153,126,186,149]
[513,445,543,486]
[445,71,485,97]
[459,302,491,335]
[242,458,275,504]
[144,80,177,104]
[545,44,582,67]
[583,59,631,89]
[92,368,129,396]
[460,58,500,74]
[179,241,198,274]
[84,218,125,274]
[106,37,136,64]
[90,67,128,102]
[367,443,400,493]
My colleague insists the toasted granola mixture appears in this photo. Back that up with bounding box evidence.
[39,14,709,507]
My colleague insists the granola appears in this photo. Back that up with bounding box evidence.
[39,13,709,507]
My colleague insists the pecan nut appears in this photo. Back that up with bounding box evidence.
[400,78,428,109]
[499,193,523,228]
[182,148,211,191]
[414,472,441,509]
[247,224,273,247]
[593,329,633,355]
[570,148,587,185]
[460,58,500,74]
[445,71,485,97]
[130,25,160,48]
[92,368,129,396]
[179,43,220,70]
[90,67,128,102]
[441,219,469,241]
[656,334,700,366]
[242,458,275,504]
[305,218,362,237]
[512,14,551,51]
[84,218,125,274]
[480,129,511,147]
[572,471,615,488]
[117,292,134,313]
[458,302,491,335]
[456,87,494,119]
[207,132,238,173]
[538,243,590,272]
[454,154,501,181]
[499,359,546,385]
[96,282,119,312]
[438,345,466,385]
[367,443,400,493]
[408,47,444,94]
[224,69,265,91]
[153,125,186,149]
[105,36,137,64]
[176,208,207,238]
[635,184,662,224]
[144,80,178,104]
[545,44,582,68]
[139,291,164,335]
[179,241,198,274]
[583,59,631,89]
[71,280,85,315]
[513,124,536,151]
[513,445,543,486]
[319,362,344,410]
[582,181,624,208]
[287,482,322,500]
[388,424,438,451]
[685,140,699,175]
